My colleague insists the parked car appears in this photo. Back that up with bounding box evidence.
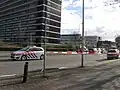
[11,46,44,60]
[88,48,98,54]
[107,49,119,59]
[76,48,88,54]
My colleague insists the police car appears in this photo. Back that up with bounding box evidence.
[11,46,44,60]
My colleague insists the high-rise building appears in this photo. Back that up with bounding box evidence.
[0,0,61,46]
[61,35,102,49]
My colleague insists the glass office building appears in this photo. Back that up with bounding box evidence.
[0,0,61,46]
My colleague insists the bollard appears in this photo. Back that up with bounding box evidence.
[23,62,28,83]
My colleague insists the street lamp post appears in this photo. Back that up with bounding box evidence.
[43,3,47,77]
[81,0,84,67]
[43,21,47,77]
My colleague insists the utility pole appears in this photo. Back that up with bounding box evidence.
[81,0,84,67]
[43,2,47,77]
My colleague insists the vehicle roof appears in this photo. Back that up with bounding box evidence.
[108,49,119,52]
[26,46,44,49]
[108,49,118,50]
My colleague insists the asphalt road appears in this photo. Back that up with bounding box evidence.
[1,57,120,90]
[0,52,107,76]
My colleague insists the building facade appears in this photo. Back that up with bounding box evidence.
[61,34,101,49]
[0,0,61,46]
[97,40,116,50]
[84,36,102,48]
[61,34,81,44]
[61,34,81,49]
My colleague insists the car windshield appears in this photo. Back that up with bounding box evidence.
[19,46,30,51]
[108,50,116,53]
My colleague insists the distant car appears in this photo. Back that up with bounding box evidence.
[76,49,88,54]
[107,49,119,59]
[88,48,97,54]
[11,46,44,60]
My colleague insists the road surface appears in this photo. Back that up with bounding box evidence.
[0,53,108,75]
[1,56,120,90]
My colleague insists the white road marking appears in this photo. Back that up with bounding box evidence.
[0,74,16,78]
[59,67,68,69]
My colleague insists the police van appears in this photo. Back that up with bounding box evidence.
[11,46,44,60]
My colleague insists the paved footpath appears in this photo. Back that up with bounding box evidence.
[1,59,120,90]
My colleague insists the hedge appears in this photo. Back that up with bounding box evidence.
[0,47,21,51]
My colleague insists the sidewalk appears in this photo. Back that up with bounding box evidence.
[1,61,120,90]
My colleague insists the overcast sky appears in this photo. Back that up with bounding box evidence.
[61,0,120,41]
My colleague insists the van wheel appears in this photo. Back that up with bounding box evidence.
[21,55,27,60]
[40,54,44,60]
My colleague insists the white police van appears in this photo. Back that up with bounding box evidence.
[11,46,44,60]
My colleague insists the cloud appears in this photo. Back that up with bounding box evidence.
[61,0,120,41]
[61,8,81,34]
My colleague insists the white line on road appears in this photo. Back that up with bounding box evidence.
[59,67,68,70]
[0,74,16,78]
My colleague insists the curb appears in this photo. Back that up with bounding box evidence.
[0,52,106,58]
[47,51,106,55]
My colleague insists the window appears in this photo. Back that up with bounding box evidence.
[36,12,44,17]
[29,48,43,51]
[47,1,61,10]
[38,0,44,4]
[37,6,44,11]
[47,7,61,16]
[36,48,43,51]
[48,26,60,32]
[49,20,60,27]
[36,18,45,23]
[48,14,61,21]
[29,48,36,51]
[23,0,28,2]
[46,26,49,30]
[50,0,61,5]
